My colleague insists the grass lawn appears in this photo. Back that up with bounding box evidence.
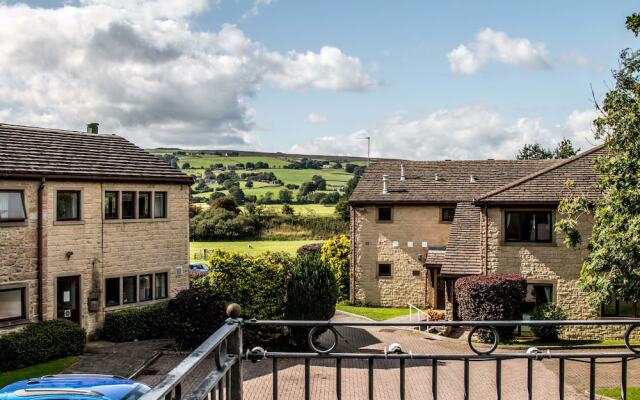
[191,239,321,260]
[596,387,640,399]
[0,357,77,389]
[336,304,410,321]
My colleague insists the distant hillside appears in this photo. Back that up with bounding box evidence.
[147,148,389,162]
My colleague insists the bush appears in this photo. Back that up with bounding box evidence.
[297,242,323,256]
[455,274,526,342]
[103,302,171,342]
[0,319,86,372]
[321,235,350,301]
[286,254,338,321]
[167,287,227,349]
[530,303,567,341]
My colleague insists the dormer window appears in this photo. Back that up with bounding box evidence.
[0,190,26,222]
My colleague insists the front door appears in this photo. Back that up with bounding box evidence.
[57,276,80,324]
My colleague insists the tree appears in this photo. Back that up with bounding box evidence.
[245,179,254,188]
[281,203,294,215]
[516,143,553,160]
[335,175,360,221]
[211,196,239,213]
[181,162,191,169]
[228,186,245,205]
[556,14,640,307]
[321,236,350,300]
[278,189,293,204]
[553,139,580,159]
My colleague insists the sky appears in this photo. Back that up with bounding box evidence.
[0,0,637,160]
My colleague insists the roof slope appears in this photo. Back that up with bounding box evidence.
[349,159,556,204]
[441,203,482,275]
[474,145,604,204]
[0,123,192,183]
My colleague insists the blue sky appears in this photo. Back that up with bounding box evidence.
[1,0,637,159]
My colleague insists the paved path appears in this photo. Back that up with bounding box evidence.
[138,314,639,399]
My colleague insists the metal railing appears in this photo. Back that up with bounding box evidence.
[142,304,640,400]
[407,303,429,322]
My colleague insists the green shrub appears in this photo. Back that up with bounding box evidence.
[455,274,527,343]
[530,303,567,341]
[103,302,171,342]
[296,242,324,256]
[286,254,338,321]
[321,235,350,301]
[167,287,227,349]
[0,319,86,372]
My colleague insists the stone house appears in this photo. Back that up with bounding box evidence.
[0,123,192,337]
[348,145,635,337]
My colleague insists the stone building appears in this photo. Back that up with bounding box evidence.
[0,123,192,337]
[349,145,635,337]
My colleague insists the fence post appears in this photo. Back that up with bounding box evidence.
[227,303,244,400]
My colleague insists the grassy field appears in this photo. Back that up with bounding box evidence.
[596,387,640,399]
[0,357,76,389]
[194,203,337,215]
[336,304,410,321]
[179,155,292,168]
[191,240,321,260]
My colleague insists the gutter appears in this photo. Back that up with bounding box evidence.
[37,178,46,321]
[0,173,193,185]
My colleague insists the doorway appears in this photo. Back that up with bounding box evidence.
[57,276,81,324]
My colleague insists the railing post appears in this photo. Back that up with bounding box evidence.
[227,304,243,400]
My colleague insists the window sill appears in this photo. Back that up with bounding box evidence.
[377,276,393,280]
[376,220,393,224]
[103,218,169,224]
[105,298,169,311]
[0,220,28,228]
[0,318,30,329]
[500,241,557,247]
[439,220,453,224]
[54,220,84,226]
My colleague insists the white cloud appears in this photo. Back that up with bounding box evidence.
[241,0,273,20]
[291,107,598,160]
[307,112,328,124]
[448,28,551,75]
[558,51,590,66]
[0,0,376,148]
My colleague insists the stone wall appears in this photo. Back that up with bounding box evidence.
[351,204,452,307]
[1,179,190,337]
[484,207,633,339]
[0,180,40,331]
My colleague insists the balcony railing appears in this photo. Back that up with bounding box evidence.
[140,304,640,400]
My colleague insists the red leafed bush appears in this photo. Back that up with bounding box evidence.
[455,274,526,342]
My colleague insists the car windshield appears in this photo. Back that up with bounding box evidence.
[122,384,150,400]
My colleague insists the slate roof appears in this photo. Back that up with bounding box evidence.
[0,123,192,183]
[441,203,482,276]
[349,159,556,205]
[474,145,605,204]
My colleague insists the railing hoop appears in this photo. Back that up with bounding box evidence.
[623,323,640,354]
[467,325,499,355]
[308,326,339,354]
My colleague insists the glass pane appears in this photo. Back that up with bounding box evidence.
[0,192,26,220]
[105,278,120,307]
[0,289,24,320]
[602,299,617,317]
[154,193,166,218]
[619,301,635,317]
[155,273,167,299]
[56,191,79,220]
[442,208,455,221]
[378,208,391,221]
[123,276,136,304]
[122,192,136,219]
[104,192,118,219]
[536,212,552,241]
[378,264,391,276]
[139,275,152,301]
[505,212,521,240]
[524,212,536,241]
[139,193,151,218]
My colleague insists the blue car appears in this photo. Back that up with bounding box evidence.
[0,375,150,400]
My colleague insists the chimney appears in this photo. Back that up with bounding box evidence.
[87,123,99,134]
[470,175,477,183]
[434,173,440,182]
[382,175,389,194]
[400,165,405,181]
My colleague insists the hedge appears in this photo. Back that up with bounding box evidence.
[530,303,567,341]
[102,302,171,342]
[455,274,526,342]
[0,319,86,372]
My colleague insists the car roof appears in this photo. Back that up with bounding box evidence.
[0,375,147,400]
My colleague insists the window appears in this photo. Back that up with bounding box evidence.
[122,192,136,219]
[378,263,392,277]
[523,283,553,314]
[0,287,26,322]
[56,190,81,221]
[441,207,455,222]
[0,190,26,221]
[139,274,153,302]
[505,211,553,242]
[105,278,120,307]
[155,273,168,299]
[123,276,137,304]
[602,298,638,318]
[154,192,167,218]
[104,191,119,220]
[138,192,152,219]
[377,207,392,221]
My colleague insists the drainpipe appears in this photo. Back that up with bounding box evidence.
[350,205,357,303]
[37,178,46,321]
[483,205,488,275]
